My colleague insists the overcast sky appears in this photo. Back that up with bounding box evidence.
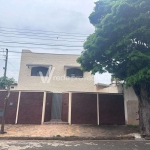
[0,0,111,84]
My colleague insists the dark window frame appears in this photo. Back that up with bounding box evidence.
[66,68,83,78]
[31,67,49,77]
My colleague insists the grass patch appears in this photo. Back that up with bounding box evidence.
[127,125,139,129]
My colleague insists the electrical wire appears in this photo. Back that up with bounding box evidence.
[0,29,88,38]
[0,50,81,55]
[8,61,19,71]
[0,34,84,43]
[0,31,86,40]
[0,27,89,36]
[0,40,83,47]
[0,46,83,51]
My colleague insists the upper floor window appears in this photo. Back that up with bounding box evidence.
[31,67,49,76]
[66,68,83,78]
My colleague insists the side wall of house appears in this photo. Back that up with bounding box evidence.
[124,87,139,125]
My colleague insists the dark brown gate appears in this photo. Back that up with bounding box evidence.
[71,93,97,124]
[99,94,125,125]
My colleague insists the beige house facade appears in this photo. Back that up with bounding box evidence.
[15,50,119,93]
[7,50,139,126]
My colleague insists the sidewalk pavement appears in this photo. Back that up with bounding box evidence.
[0,124,140,140]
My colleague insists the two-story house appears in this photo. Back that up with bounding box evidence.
[15,50,119,93]
[0,50,138,126]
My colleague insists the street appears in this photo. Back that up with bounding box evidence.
[0,140,149,150]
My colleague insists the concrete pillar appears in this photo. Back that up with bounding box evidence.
[97,93,99,125]
[15,91,21,124]
[68,92,72,125]
[41,92,46,125]
[123,86,128,124]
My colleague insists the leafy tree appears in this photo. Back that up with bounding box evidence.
[0,76,16,89]
[0,76,16,134]
[77,0,150,136]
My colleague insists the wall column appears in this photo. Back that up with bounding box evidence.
[123,85,129,125]
[15,91,21,124]
[68,92,72,125]
[41,92,46,125]
[97,93,100,125]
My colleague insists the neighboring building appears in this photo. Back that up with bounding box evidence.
[16,50,120,93]
[10,83,18,90]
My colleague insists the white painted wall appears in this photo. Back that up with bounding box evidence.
[124,86,139,125]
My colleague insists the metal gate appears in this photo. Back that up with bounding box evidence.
[51,93,62,119]
[99,94,125,125]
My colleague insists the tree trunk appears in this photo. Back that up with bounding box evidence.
[133,83,150,136]
[0,87,10,134]
[139,99,150,136]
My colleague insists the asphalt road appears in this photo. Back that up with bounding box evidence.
[0,140,150,150]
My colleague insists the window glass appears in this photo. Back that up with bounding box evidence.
[31,67,49,76]
[67,68,83,78]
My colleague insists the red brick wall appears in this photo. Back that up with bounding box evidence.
[61,93,69,122]
[44,92,52,122]
[0,91,19,124]
[99,94,125,125]
[18,92,44,124]
[71,93,97,124]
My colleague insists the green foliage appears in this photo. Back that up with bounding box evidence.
[77,0,150,87]
[127,125,139,129]
[0,76,16,89]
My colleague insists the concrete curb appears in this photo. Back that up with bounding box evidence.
[0,136,135,141]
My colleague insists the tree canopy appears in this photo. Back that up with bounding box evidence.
[0,76,16,89]
[77,0,150,136]
[77,0,150,88]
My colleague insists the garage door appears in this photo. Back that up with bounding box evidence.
[99,94,125,125]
